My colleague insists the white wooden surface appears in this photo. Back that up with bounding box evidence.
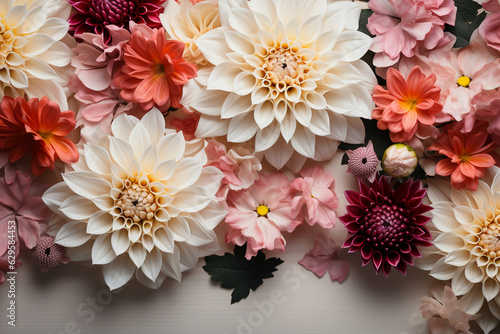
[1,153,442,334]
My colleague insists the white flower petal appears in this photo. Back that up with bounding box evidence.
[171,186,211,212]
[157,132,185,162]
[227,113,259,143]
[153,226,175,253]
[170,157,204,189]
[140,107,165,145]
[161,250,182,281]
[55,221,92,247]
[129,122,150,159]
[464,262,484,283]
[62,171,111,199]
[228,8,258,35]
[42,182,72,212]
[128,243,147,268]
[254,100,275,129]
[290,126,315,158]
[87,212,113,235]
[221,92,253,119]
[263,137,294,170]
[92,234,116,265]
[444,249,471,267]
[195,115,230,138]
[255,121,281,151]
[208,62,243,92]
[84,143,112,175]
[102,254,136,290]
[169,216,191,242]
[141,248,163,282]
[434,232,465,253]
[458,285,484,314]
[429,258,457,280]
[59,196,97,220]
[111,229,130,256]
[332,31,372,62]
[196,28,231,66]
[109,137,134,170]
[308,108,330,136]
[140,144,159,174]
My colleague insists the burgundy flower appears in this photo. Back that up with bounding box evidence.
[68,0,165,43]
[339,175,433,276]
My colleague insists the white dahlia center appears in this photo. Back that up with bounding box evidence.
[116,183,157,223]
[479,221,500,259]
[0,26,15,59]
[265,47,305,85]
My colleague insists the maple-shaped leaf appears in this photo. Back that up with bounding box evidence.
[203,244,284,304]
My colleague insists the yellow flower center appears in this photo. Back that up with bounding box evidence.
[39,131,52,140]
[457,76,471,87]
[479,223,500,259]
[116,183,156,223]
[256,205,269,216]
[153,63,166,77]
[400,99,418,112]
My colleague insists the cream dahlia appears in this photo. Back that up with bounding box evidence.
[190,0,376,169]
[42,108,227,290]
[421,167,500,328]
[0,0,73,109]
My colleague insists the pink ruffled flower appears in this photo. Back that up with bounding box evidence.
[225,173,302,259]
[291,166,339,229]
[483,0,500,13]
[298,232,349,282]
[205,141,262,200]
[480,9,500,53]
[471,88,500,145]
[368,0,456,67]
[70,24,146,140]
[0,169,52,258]
[400,30,500,126]
[419,286,479,334]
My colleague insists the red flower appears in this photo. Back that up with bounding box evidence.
[429,122,496,191]
[113,27,197,112]
[0,97,79,175]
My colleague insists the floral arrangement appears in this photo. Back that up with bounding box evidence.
[1,0,500,332]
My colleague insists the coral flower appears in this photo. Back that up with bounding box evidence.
[372,66,442,143]
[339,175,433,276]
[429,122,496,191]
[113,27,197,113]
[0,96,78,175]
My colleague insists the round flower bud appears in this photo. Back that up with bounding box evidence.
[382,143,418,178]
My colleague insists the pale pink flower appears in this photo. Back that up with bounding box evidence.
[480,5,500,52]
[33,235,70,273]
[471,88,500,145]
[225,173,302,259]
[205,141,262,200]
[346,141,379,182]
[368,0,456,67]
[0,169,52,258]
[298,232,349,282]
[419,286,479,334]
[400,31,500,126]
[291,166,339,229]
[483,0,500,12]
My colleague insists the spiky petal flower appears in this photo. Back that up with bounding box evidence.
[42,108,227,290]
[0,0,73,108]
[67,0,165,43]
[339,175,433,276]
[33,235,70,272]
[191,0,376,169]
[420,167,500,331]
[346,141,379,182]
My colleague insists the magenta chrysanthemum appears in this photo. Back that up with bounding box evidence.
[33,235,70,273]
[339,175,433,276]
[346,141,379,182]
[68,0,165,42]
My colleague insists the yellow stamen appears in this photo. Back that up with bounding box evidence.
[457,76,471,87]
[39,132,52,140]
[256,205,269,216]
[400,99,418,112]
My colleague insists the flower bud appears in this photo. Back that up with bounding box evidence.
[382,143,418,178]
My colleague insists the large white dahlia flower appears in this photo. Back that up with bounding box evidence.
[42,109,227,290]
[0,0,73,109]
[420,167,500,329]
[189,0,376,169]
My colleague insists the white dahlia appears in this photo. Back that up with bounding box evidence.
[420,167,500,329]
[42,108,227,290]
[189,0,376,169]
[0,0,73,109]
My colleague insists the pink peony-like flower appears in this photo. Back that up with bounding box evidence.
[291,166,339,229]
[225,173,302,259]
[368,0,456,67]
[33,235,70,273]
[113,27,197,113]
[0,169,52,258]
[67,0,165,43]
[339,175,433,276]
[419,286,479,334]
[480,10,500,53]
[372,66,442,143]
[205,141,262,200]
[400,30,500,126]
[472,88,500,145]
[346,141,379,182]
[483,0,500,13]
[429,121,496,191]
[298,232,349,282]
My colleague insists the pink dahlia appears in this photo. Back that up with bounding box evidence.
[33,235,70,273]
[346,141,379,182]
[68,0,165,43]
[368,0,456,67]
[339,175,433,276]
[225,173,302,259]
[113,27,197,113]
[291,166,339,229]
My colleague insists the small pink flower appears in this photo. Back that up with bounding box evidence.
[419,286,479,334]
[298,232,349,282]
[291,166,339,228]
[0,168,52,257]
[225,173,302,259]
[33,235,70,273]
[346,141,379,182]
[205,141,262,200]
[368,0,456,67]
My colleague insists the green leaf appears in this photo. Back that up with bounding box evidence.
[446,7,486,48]
[358,9,374,37]
[203,244,284,304]
[454,0,482,22]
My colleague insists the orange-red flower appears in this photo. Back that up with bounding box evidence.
[113,27,197,113]
[0,96,79,175]
[429,122,496,191]
[372,66,442,142]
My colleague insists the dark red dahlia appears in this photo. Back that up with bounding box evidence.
[339,175,432,277]
[67,0,165,43]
